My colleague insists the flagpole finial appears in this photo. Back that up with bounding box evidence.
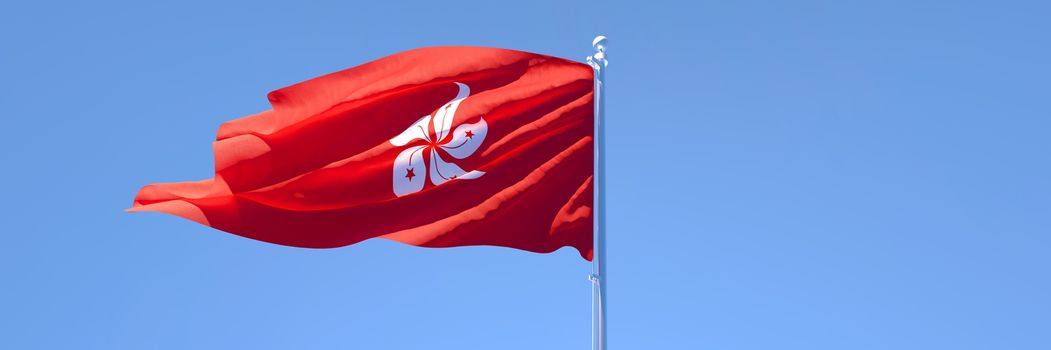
[588,35,608,70]
[592,35,607,51]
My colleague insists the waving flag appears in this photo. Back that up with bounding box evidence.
[130,46,595,260]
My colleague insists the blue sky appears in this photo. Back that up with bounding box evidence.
[2,0,1049,349]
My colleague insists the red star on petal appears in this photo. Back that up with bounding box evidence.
[465,130,474,139]
[405,168,416,181]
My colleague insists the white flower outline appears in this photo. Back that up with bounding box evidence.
[389,82,487,197]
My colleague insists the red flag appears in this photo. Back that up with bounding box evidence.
[130,46,595,260]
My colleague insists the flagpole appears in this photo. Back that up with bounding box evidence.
[587,35,608,350]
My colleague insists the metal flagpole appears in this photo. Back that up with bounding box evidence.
[587,35,608,350]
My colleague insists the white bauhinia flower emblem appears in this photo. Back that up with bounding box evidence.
[389,82,488,197]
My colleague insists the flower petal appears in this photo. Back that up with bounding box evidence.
[432,82,470,142]
[440,117,487,160]
[389,115,431,146]
[429,149,485,186]
[392,145,427,197]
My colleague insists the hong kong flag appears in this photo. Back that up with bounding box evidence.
[130,46,595,260]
